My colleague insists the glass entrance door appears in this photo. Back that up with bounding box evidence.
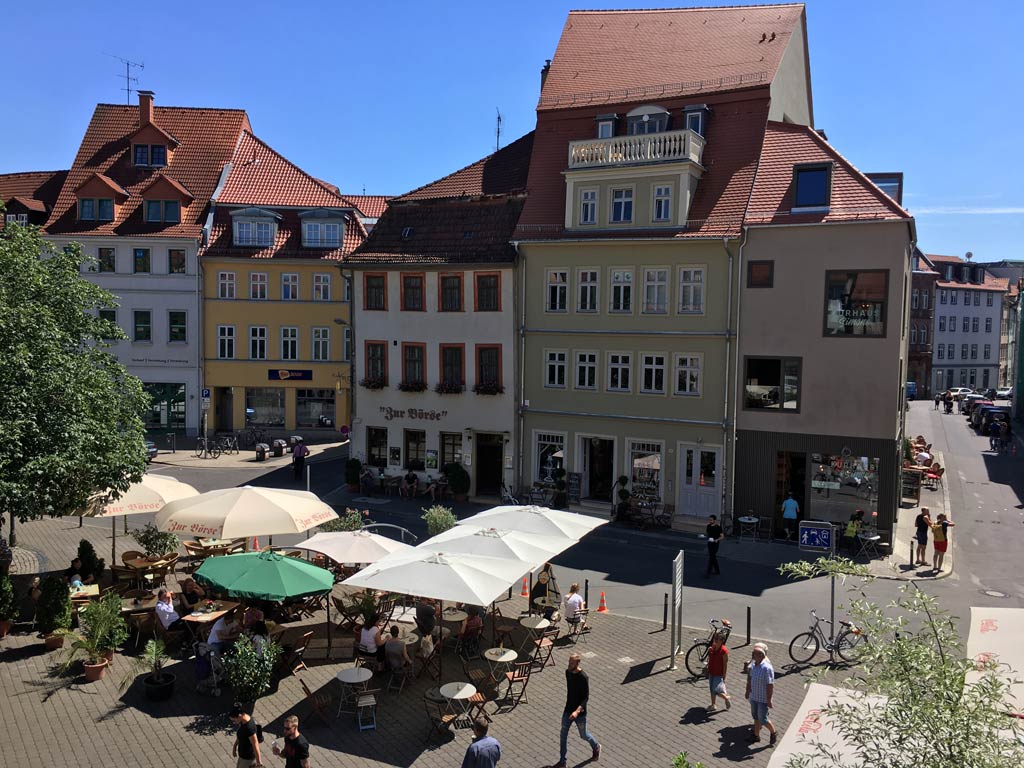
[580,437,614,501]
[677,444,721,517]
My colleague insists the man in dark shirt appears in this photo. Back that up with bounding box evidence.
[705,515,724,576]
[272,715,309,768]
[415,597,437,637]
[549,653,600,767]
[229,704,263,767]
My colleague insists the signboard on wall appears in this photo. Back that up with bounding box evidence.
[425,450,438,470]
[389,447,401,466]
[567,472,582,505]
[268,369,313,381]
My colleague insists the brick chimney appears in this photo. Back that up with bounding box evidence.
[540,60,551,92]
[138,90,155,127]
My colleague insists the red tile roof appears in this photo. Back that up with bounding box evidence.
[0,170,68,213]
[400,132,534,201]
[538,4,805,111]
[218,131,353,209]
[925,254,1009,292]
[516,95,770,239]
[203,208,365,262]
[745,121,910,226]
[45,103,251,239]
[343,194,393,219]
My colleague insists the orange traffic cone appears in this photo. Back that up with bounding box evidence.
[520,577,529,597]
[252,536,260,551]
[597,591,608,613]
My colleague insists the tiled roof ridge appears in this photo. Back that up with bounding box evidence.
[398,132,534,201]
[0,169,68,179]
[568,4,805,15]
[925,253,969,262]
[94,102,248,114]
[240,130,352,207]
[537,77,769,110]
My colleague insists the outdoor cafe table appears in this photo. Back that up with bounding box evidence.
[442,608,468,624]
[738,515,759,542]
[519,615,549,651]
[483,646,518,678]
[182,601,241,640]
[120,596,158,614]
[336,666,374,716]
[856,532,882,559]
[440,681,478,729]
[69,584,100,599]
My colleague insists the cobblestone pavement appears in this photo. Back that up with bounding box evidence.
[2,516,836,768]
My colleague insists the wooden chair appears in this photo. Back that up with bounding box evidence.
[154,612,187,652]
[386,653,415,694]
[424,697,457,742]
[182,542,207,571]
[121,550,144,565]
[285,550,304,559]
[462,658,497,696]
[416,636,442,680]
[356,688,380,731]
[276,630,314,678]
[757,516,774,541]
[500,660,533,710]
[332,596,361,633]
[109,565,137,592]
[375,598,396,628]
[491,606,518,648]
[925,466,945,490]
[296,594,325,619]
[127,610,155,649]
[531,625,559,670]
[299,678,333,726]
[567,608,590,644]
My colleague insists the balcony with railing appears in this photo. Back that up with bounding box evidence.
[568,128,705,170]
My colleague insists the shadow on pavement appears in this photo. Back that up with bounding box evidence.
[981,452,1024,507]
[715,723,761,761]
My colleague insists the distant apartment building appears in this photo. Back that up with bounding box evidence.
[982,260,1024,392]
[927,254,1007,393]
[909,248,938,397]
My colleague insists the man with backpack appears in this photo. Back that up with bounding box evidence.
[229,704,264,767]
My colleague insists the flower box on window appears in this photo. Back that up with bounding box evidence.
[434,381,465,395]
[473,382,505,396]
[359,376,387,391]
[398,379,427,393]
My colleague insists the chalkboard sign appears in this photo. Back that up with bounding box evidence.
[901,469,921,504]
[567,472,582,504]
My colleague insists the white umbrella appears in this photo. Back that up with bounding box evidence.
[342,547,531,606]
[293,530,412,564]
[427,524,564,568]
[155,486,338,540]
[460,505,607,541]
[86,473,199,562]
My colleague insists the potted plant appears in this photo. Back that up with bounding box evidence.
[37,576,72,649]
[223,636,282,714]
[345,458,362,492]
[613,475,631,521]
[121,638,176,701]
[57,592,127,681]
[472,381,505,396]
[0,573,15,639]
[320,507,366,532]
[435,380,465,395]
[353,591,380,628]
[358,376,386,390]
[76,539,105,584]
[398,379,427,393]
[422,504,457,537]
[130,522,180,559]
[444,462,471,502]
[552,467,568,509]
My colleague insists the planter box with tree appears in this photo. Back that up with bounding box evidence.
[444,462,471,502]
[422,505,457,537]
[57,591,128,682]
[37,576,72,649]
[224,635,282,715]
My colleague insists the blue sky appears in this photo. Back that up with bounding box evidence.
[2,0,1019,260]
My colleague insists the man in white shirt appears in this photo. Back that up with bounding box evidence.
[915,450,932,466]
[207,611,241,654]
[155,589,186,631]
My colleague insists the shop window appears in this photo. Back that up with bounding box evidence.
[404,429,426,470]
[245,387,285,427]
[744,357,801,411]
[809,453,880,523]
[535,433,565,484]
[629,441,662,497]
[297,389,335,428]
[440,432,463,468]
[823,270,888,337]
[367,427,388,468]
[143,383,186,431]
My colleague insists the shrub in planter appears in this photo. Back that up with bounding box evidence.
[434,381,465,395]
[131,522,180,559]
[38,576,72,646]
[552,468,568,508]
[359,376,386,390]
[345,458,362,490]
[397,379,427,393]
[319,508,367,532]
[0,574,15,638]
[444,462,471,499]
[422,505,457,537]
[57,592,128,681]
[76,539,105,583]
[224,636,282,714]
[472,381,505,396]
[121,638,175,700]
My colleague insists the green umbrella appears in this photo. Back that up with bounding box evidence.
[194,550,333,601]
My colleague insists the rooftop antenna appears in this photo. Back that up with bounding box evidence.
[105,53,144,104]
[495,107,503,151]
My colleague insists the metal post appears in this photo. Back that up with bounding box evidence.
[662,592,668,631]
[79,515,83,528]
[746,605,751,647]
[307,465,311,493]
[584,578,589,607]
[829,532,837,663]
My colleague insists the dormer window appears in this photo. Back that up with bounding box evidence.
[626,105,670,135]
[231,207,280,247]
[78,198,115,222]
[792,163,832,211]
[683,104,710,137]
[595,114,617,139]
[303,222,341,247]
[79,199,95,220]
[134,144,167,167]
[145,200,180,223]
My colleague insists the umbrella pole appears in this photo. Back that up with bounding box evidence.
[112,517,117,564]
[327,597,332,655]
[439,600,444,683]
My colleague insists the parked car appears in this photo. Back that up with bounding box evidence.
[145,440,158,463]
[973,405,1011,432]
[949,387,974,399]
[996,387,1014,400]
[962,396,991,417]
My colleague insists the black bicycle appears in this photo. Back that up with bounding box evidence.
[238,426,268,448]
[214,434,239,455]
[684,617,732,678]
[788,609,867,664]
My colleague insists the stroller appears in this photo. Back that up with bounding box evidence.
[194,641,226,697]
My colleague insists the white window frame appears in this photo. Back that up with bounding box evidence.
[947,343,954,359]
[610,268,633,313]
[313,273,332,302]
[640,353,667,394]
[607,351,632,393]
[937,345,944,360]
[234,220,275,247]
[302,221,342,248]
[970,344,978,360]
[250,272,268,300]
[677,266,705,314]
[921,328,928,346]
[343,274,352,302]
[579,188,597,226]
[574,350,598,390]
[576,268,599,313]
[921,290,929,309]
[642,267,669,314]
[217,271,236,299]
[281,326,299,361]
[962,317,969,333]
[938,316,946,332]
[312,327,330,362]
[674,353,702,396]
[987,293,994,307]
[910,328,918,345]
[282,273,299,301]
[652,184,672,223]
[610,187,634,223]
[546,269,568,313]
[544,349,567,389]
[250,326,267,360]
[217,325,235,359]
[939,289,947,304]
[911,289,919,309]
[628,438,664,498]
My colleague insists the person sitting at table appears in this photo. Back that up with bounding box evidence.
[400,470,419,498]
[563,582,587,630]
[242,602,265,630]
[155,589,187,631]
[358,613,387,671]
[249,621,270,657]
[63,557,94,587]
[425,470,448,501]
[842,509,866,554]
[915,449,932,466]
[458,606,484,659]
[180,578,205,608]
[207,610,241,655]
[415,596,437,638]
[384,625,412,672]
[359,465,377,496]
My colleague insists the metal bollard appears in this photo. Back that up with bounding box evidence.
[746,605,752,646]
[584,578,589,606]
[663,592,669,631]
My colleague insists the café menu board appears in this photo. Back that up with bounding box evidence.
[567,472,582,505]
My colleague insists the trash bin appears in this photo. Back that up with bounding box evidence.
[272,439,287,457]
[288,435,303,447]
[255,443,269,461]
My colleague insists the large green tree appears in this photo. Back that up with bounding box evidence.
[0,220,148,535]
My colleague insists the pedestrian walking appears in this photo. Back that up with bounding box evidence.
[931,513,955,572]
[781,492,800,540]
[705,515,723,576]
[271,715,309,768]
[461,717,501,768]
[999,420,1011,453]
[934,393,940,410]
[914,507,932,566]
[548,653,600,767]
[291,438,310,481]
[229,704,264,768]
[744,643,777,746]
[706,632,732,712]
[988,420,1001,451]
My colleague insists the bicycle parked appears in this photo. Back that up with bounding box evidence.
[214,434,239,455]
[194,437,221,459]
[237,426,268,448]
[685,617,733,678]
[501,483,520,505]
[788,609,867,664]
